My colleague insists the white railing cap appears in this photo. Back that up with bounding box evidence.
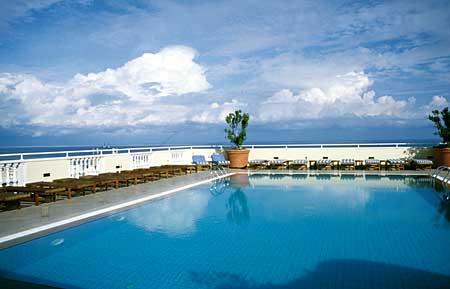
[0,142,436,162]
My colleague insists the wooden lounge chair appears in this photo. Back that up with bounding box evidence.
[26,181,74,198]
[211,154,230,168]
[0,188,31,210]
[192,155,210,171]
[117,170,149,184]
[248,159,269,170]
[161,165,197,174]
[3,185,68,205]
[97,172,140,187]
[53,178,98,195]
[78,176,111,190]
[290,159,308,170]
[316,158,333,170]
[340,159,355,170]
[147,167,175,178]
[386,159,405,170]
[160,165,187,176]
[411,159,433,170]
[365,159,381,170]
[131,168,162,180]
[269,159,289,170]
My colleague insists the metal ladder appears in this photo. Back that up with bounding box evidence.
[431,166,450,183]
[430,166,450,202]
[210,162,229,178]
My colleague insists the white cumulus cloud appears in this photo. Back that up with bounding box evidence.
[0,46,211,128]
[258,71,416,122]
[69,46,210,102]
[191,99,244,123]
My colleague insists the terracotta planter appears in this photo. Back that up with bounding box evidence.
[433,148,450,167]
[226,149,249,168]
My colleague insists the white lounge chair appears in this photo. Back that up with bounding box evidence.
[248,159,269,170]
[387,159,405,170]
[290,159,308,170]
[411,159,433,170]
[340,159,355,170]
[316,159,333,170]
[269,159,289,170]
[365,159,380,170]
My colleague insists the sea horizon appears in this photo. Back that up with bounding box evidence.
[0,138,440,155]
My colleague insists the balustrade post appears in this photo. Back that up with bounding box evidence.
[0,164,4,186]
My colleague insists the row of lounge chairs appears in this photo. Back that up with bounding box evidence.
[0,165,197,211]
[192,153,433,171]
[192,154,230,169]
[248,158,433,170]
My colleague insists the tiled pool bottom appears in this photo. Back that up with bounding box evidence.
[0,174,450,289]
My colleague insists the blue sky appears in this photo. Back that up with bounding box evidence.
[0,0,449,146]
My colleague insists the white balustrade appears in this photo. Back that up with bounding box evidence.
[0,142,435,185]
[0,162,23,186]
[170,150,186,164]
[69,156,102,178]
[131,152,152,169]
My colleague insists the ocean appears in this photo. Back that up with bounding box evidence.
[0,139,438,155]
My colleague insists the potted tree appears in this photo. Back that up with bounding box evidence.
[428,107,450,166]
[224,110,250,168]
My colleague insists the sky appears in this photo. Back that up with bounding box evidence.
[0,0,449,146]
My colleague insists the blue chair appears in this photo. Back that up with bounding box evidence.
[211,154,230,168]
[192,155,210,170]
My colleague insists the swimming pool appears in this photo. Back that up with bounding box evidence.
[1,173,450,288]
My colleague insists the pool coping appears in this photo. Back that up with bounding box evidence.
[0,172,235,249]
[243,169,431,176]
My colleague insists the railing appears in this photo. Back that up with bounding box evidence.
[0,142,435,186]
[0,162,24,186]
[0,142,435,162]
[131,152,153,169]
[69,156,103,178]
[242,142,434,149]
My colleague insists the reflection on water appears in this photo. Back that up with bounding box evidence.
[227,188,250,225]
[406,176,450,228]
[209,177,230,196]
[436,201,450,228]
[128,190,210,235]
[210,175,251,226]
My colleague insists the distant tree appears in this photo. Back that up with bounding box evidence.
[428,107,450,146]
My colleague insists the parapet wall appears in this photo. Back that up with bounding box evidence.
[0,144,433,185]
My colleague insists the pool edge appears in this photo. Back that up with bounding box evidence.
[0,172,236,249]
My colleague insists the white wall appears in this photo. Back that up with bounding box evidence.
[0,145,431,185]
[248,147,419,161]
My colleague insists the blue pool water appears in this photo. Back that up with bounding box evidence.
[1,174,450,289]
